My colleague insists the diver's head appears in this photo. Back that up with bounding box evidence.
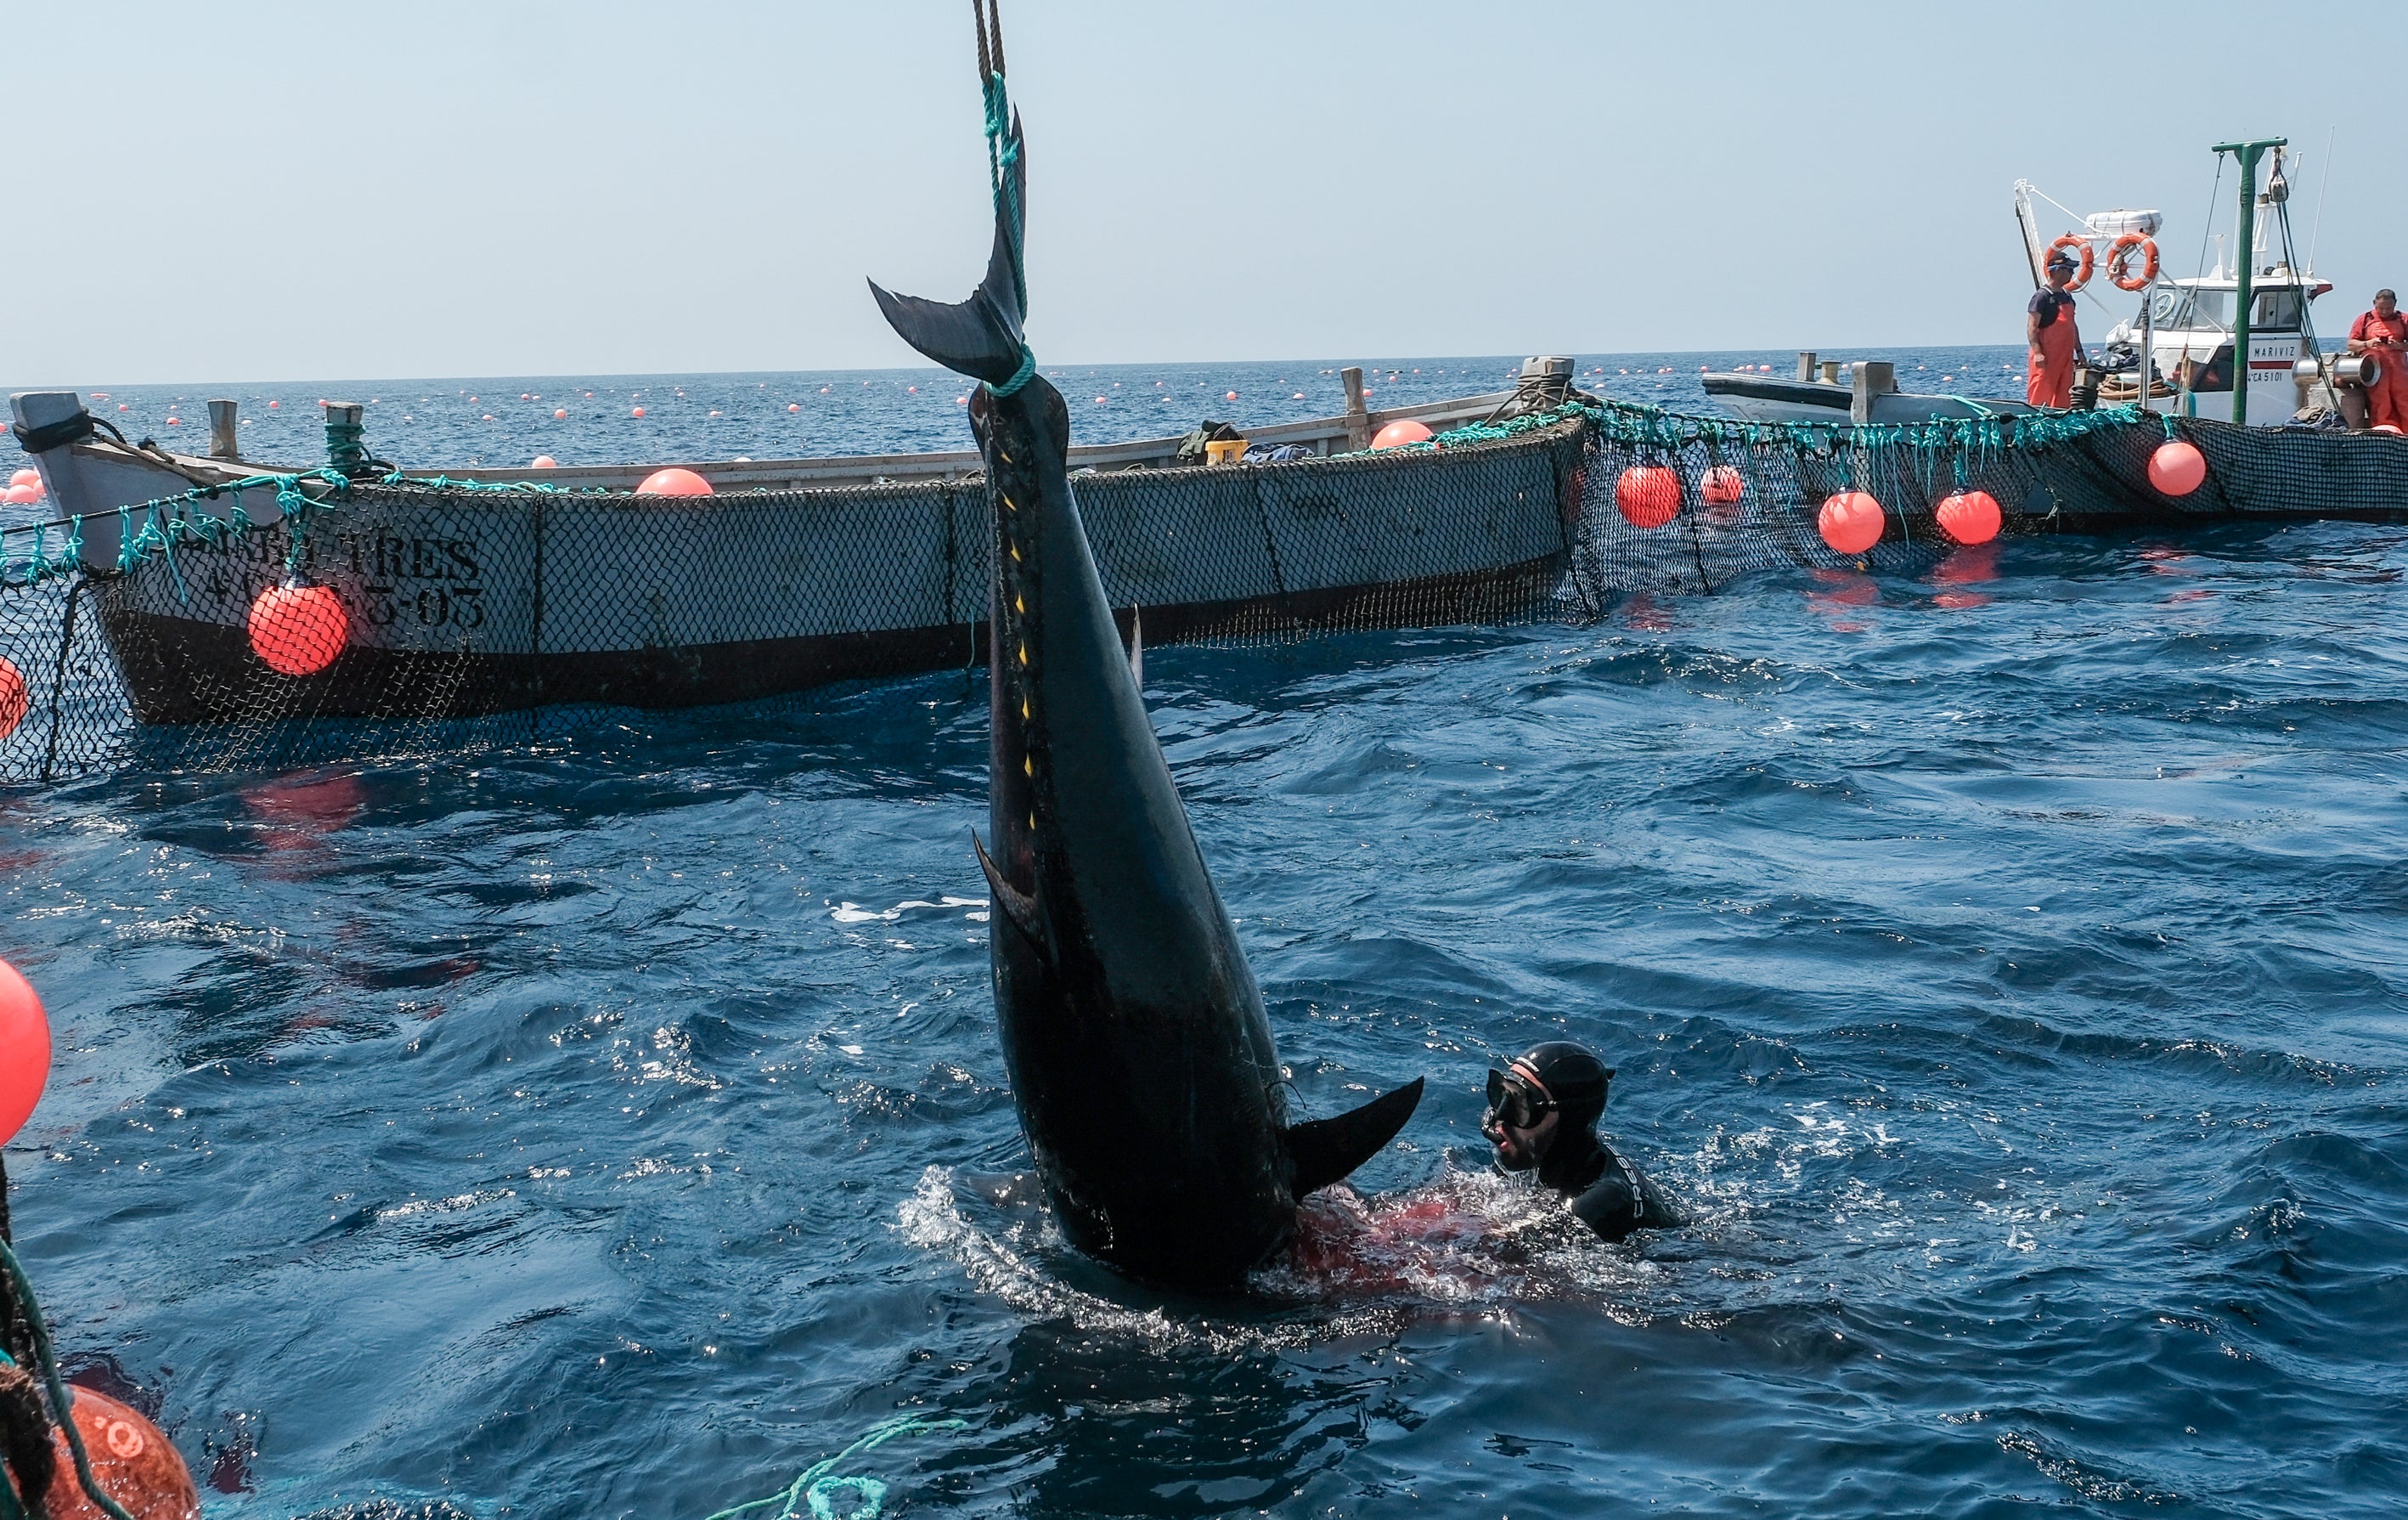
[1482,1042,1612,1171]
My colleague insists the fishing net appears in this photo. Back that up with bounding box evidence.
[1,398,2390,784]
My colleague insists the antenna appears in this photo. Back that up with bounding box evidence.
[2308,124,2334,274]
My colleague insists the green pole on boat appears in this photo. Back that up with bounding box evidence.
[2213,137,2285,426]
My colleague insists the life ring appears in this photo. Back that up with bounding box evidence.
[2106,234,2159,291]
[2047,235,2095,291]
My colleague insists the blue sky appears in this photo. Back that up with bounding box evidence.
[3,1,2391,385]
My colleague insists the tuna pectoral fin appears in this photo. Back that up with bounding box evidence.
[1283,1076,1425,1197]
[973,830,1051,960]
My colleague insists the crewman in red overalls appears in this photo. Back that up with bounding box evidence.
[2026,250,2084,408]
[2347,288,2408,429]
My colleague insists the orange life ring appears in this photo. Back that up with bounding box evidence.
[2047,234,2095,291]
[2106,234,2159,291]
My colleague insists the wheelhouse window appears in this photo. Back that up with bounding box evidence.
[2252,287,2304,331]
[2151,287,2229,331]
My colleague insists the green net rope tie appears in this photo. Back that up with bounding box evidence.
[705,1414,968,1520]
[978,65,1037,398]
[0,1238,140,1520]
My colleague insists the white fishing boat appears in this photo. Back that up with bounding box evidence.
[1700,355,2033,426]
[2014,138,2379,427]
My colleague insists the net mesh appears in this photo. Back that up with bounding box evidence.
[2,399,2392,783]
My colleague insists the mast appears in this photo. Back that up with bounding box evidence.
[2213,136,2286,425]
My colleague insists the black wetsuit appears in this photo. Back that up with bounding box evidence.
[1540,1136,1684,1243]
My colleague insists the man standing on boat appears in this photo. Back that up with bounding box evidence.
[2026,249,2084,408]
[2347,289,2408,430]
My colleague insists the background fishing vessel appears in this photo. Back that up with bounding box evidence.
[2016,137,2381,427]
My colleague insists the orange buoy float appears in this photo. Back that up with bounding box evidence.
[2106,233,2159,291]
[0,656,26,740]
[1699,465,1745,506]
[636,467,713,496]
[1818,489,1885,554]
[1615,465,1681,528]
[630,407,646,419]
[2046,234,2095,291]
[787,404,800,413]
[1934,489,2002,546]
[3,483,40,506]
[247,583,348,676]
[1225,391,1238,401]
[0,958,48,1144]
[8,467,37,489]
[1371,419,1432,449]
[531,455,558,469]
[553,409,567,420]
[2146,439,2207,495]
[42,1387,200,1520]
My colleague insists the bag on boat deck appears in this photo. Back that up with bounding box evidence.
[1176,421,1244,465]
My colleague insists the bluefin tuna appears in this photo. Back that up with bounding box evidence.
[870,0,1422,1290]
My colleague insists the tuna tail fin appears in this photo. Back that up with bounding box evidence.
[869,0,1032,388]
[1283,1076,1425,1197]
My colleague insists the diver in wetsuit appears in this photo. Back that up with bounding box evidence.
[1483,1043,1683,1242]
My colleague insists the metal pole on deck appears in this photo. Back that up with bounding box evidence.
[2214,137,2285,426]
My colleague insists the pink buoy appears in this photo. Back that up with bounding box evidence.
[42,1386,201,1520]
[631,406,646,419]
[3,483,40,506]
[531,455,558,469]
[8,466,37,489]
[247,582,347,676]
[787,403,801,413]
[1934,489,2001,546]
[0,655,25,739]
[1371,419,1433,450]
[1819,490,1885,555]
[637,467,713,496]
[554,409,567,420]
[2146,439,2207,495]
[1616,465,1681,528]
[1699,465,1744,506]
[0,958,48,1146]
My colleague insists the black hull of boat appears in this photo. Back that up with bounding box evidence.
[94,555,1565,726]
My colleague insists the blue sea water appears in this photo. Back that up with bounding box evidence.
[4,350,2405,1520]
[35,346,2033,474]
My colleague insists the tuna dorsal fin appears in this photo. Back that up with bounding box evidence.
[972,829,1051,960]
[1283,1076,1424,1197]
[1126,604,1142,688]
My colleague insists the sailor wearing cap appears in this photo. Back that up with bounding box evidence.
[2026,250,2085,408]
